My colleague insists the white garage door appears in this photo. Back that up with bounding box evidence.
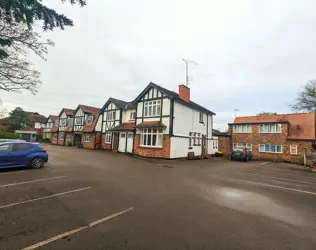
[126,133,133,153]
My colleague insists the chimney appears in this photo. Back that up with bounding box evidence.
[178,84,190,102]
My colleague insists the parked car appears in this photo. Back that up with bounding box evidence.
[0,142,48,169]
[230,148,253,162]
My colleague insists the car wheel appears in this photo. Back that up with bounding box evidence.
[31,157,44,169]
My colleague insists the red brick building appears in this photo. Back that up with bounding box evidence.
[229,112,316,163]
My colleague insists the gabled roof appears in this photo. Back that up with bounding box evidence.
[26,112,47,123]
[232,112,315,140]
[132,82,216,115]
[100,98,135,112]
[58,108,75,117]
[77,104,100,115]
[46,115,58,123]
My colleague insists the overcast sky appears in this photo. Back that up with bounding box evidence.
[1,0,316,130]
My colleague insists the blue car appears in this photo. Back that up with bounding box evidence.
[0,142,48,169]
[230,148,253,162]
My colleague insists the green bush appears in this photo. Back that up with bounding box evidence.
[0,131,19,139]
[39,138,51,143]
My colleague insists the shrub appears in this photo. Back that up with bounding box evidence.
[40,138,51,143]
[0,131,19,139]
[67,141,73,146]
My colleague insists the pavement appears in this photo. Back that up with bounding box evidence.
[1,145,316,249]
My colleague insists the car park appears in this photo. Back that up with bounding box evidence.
[0,141,48,169]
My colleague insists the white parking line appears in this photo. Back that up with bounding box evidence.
[250,169,316,179]
[22,207,134,250]
[236,179,316,196]
[260,162,270,165]
[0,187,91,209]
[0,171,27,176]
[0,176,66,188]
[245,173,316,185]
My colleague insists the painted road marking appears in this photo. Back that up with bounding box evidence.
[0,187,91,209]
[245,173,316,185]
[22,207,135,250]
[250,169,316,179]
[260,162,270,165]
[0,176,66,188]
[0,171,27,176]
[236,179,316,196]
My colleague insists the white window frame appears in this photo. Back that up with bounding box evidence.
[53,133,58,139]
[259,144,282,153]
[144,100,161,117]
[290,145,298,155]
[86,115,93,125]
[60,119,67,126]
[233,125,251,133]
[74,117,84,125]
[84,135,90,142]
[140,128,163,147]
[199,112,204,123]
[105,132,112,144]
[59,132,64,140]
[107,111,116,121]
[259,124,281,133]
[66,134,72,141]
[129,112,136,120]
[233,143,252,151]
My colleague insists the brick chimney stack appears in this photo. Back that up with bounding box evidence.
[178,84,190,103]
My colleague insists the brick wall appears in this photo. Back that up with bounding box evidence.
[218,136,231,156]
[82,133,96,149]
[101,134,111,150]
[57,132,65,145]
[65,133,74,146]
[231,124,312,163]
[134,135,171,158]
[51,133,58,145]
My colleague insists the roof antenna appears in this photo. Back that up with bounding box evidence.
[182,58,198,86]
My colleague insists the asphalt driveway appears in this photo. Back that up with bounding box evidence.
[1,145,316,249]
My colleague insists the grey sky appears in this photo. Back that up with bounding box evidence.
[2,0,316,130]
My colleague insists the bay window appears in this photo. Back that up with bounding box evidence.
[140,128,163,147]
[259,124,281,133]
[144,100,161,117]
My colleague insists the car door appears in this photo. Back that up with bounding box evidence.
[0,144,14,167]
[10,143,34,166]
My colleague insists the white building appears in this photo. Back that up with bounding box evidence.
[132,82,216,159]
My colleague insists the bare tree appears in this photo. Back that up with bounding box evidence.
[291,80,316,112]
[0,20,54,94]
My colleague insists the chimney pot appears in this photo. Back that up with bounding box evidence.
[178,84,190,103]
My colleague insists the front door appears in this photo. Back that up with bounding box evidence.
[118,133,127,152]
[126,132,133,153]
[201,135,206,155]
[112,133,119,151]
[74,134,82,146]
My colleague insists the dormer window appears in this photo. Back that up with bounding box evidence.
[86,115,93,125]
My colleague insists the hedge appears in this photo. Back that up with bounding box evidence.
[0,131,19,139]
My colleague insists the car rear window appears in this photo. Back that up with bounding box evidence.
[233,148,243,152]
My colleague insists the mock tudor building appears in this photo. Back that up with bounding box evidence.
[95,98,136,153]
[73,104,100,149]
[43,115,58,139]
[51,108,75,145]
[132,82,216,158]
[229,112,316,163]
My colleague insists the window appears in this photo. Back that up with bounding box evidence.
[144,100,161,117]
[105,132,112,144]
[67,117,73,126]
[0,144,12,152]
[55,119,59,127]
[60,119,67,126]
[290,145,298,155]
[12,143,33,152]
[259,124,281,133]
[129,112,136,120]
[75,117,83,125]
[233,125,251,133]
[199,112,204,123]
[59,132,64,140]
[259,144,282,153]
[66,134,72,141]
[84,135,90,142]
[189,132,201,147]
[128,133,133,138]
[121,133,126,138]
[189,132,193,148]
[86,116,93,125]
[233,143,252,151]
[140,128,163,147]
[107,111,116,121]
[53,133,58,139]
